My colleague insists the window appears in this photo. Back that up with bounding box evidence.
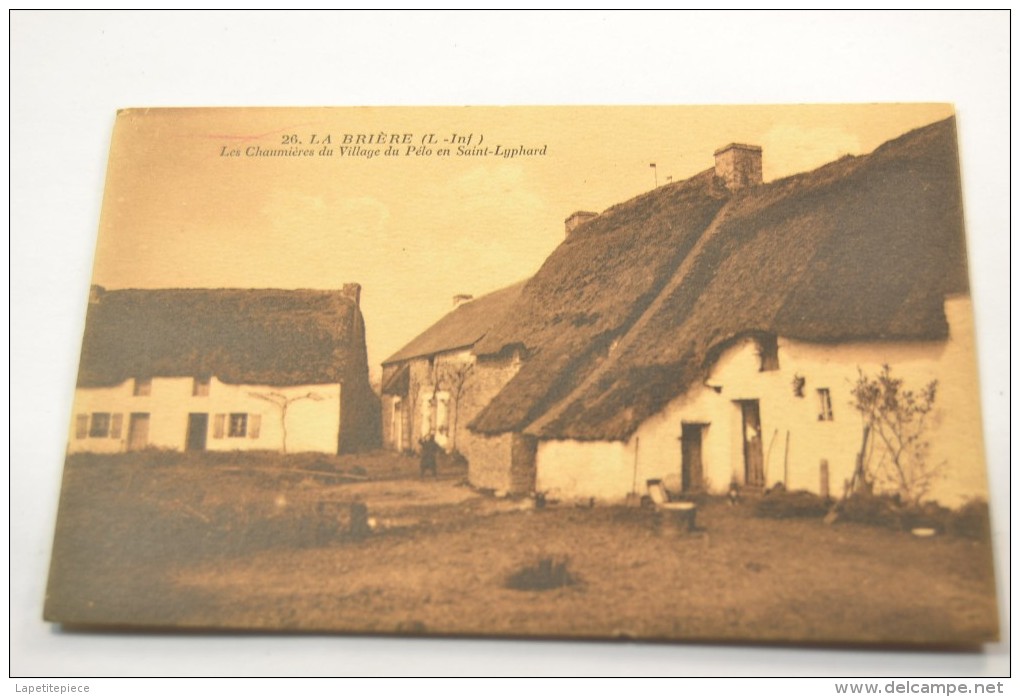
[193,377,211,396]
[89,412,111,438]
[435,392,450,436]
[817,388,834,421]
[758,335,779,372]
[213,413,256,440]
[75,414,88,439]
[133,377,152,396]
[792,374,806,398]
[228,413,248,438]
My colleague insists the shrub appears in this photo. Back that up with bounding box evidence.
[947,500,992,540]
[832,494,993,540]
[899,501,952,533]
[505,556,577,591]
[836,493,905,529]
[754,490,829,519]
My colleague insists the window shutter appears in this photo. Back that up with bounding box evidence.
[817,389,834,421]
[213,414,225,439]
[249,414,261,439]
[110,413,123,439]
[75,415,88,439]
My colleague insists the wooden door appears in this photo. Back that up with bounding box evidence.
[740,400,764,487]
[127,413,150,451]
[186,413,208,451]
[681,423,705,492]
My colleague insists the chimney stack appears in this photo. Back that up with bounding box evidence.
[564,210,598,237]
[341,283,361,307]
[714,143,762,191]
[453,294,474,308]
[88,284,106,305]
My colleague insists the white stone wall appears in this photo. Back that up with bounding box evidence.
[69,376,342,454]
[536,439,632,502]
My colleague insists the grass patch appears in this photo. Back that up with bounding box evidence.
[46,451,997,642]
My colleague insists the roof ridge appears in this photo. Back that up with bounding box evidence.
[523,194,737,437]
[382,279,528,365]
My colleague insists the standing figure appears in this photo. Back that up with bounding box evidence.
[419,433,439,479]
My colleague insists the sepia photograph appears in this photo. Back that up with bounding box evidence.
[44,105,998,645]
[12,11,1009,680]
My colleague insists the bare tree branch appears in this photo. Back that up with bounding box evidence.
[851,365,940,505]
[249,391,324,453]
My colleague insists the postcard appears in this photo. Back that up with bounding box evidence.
[45,105,997,644]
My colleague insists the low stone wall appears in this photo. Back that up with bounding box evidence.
[464,432,514,492]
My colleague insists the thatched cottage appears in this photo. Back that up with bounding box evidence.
[70,284,380,455]
[380,282,525,458]
[465,117,986,506]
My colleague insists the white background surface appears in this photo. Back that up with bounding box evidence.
[9,10,1011,677]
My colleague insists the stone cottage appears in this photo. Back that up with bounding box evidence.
[466,117,986,506]
[380,282,525,469]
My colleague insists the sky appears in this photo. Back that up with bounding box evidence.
[90,104,955,379]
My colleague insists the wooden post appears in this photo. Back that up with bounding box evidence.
[349,501,370,540]
[851,424,871,495]
[819,459,830,499]
[631,437,640,495]
[783,431,790,487]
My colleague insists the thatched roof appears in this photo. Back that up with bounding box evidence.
[382,280,527,365]
[471,117,968,441]
[77,287,371,388]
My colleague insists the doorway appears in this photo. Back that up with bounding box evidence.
[186,413,208,451]
[680,423,706,492]
[127,413,150,451]
[738,400,764,488]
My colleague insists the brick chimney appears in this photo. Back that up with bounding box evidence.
[341,283,361,307]
[453,294,474,308]
[564,211,598,237]
[714,143,762,191]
